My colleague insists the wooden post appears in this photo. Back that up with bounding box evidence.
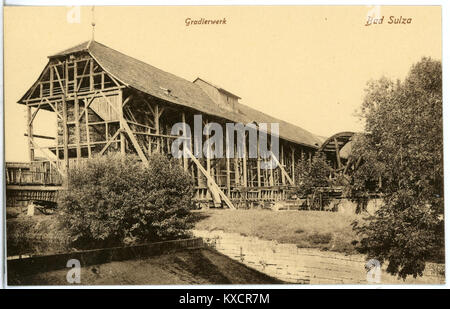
[62,95,69,174]
[119,91,126,155]
[281,144,286,186]
[234,144,239,186]
[334,137,342,169]
[89,59,94,91]
[85,99,92,158]
[243,133,247,188]
[182,112,188,171]
[56,101,60,168]
[74,94,81,163]
[154,104,160,153]
[49,66,54,96]
[291,146,295,185]
[27,105,34,162]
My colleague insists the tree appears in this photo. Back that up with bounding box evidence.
[295,153,331,197]
[351,57,444,279]
[58,153,195,249]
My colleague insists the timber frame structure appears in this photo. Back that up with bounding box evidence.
[15,40,328,209]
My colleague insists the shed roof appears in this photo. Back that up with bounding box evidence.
[29,40,322,148]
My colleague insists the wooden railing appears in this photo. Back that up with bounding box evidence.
[5,161,63,186]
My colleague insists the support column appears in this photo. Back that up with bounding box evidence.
[62,95,69,174]
[27,105,34,162]
[256,133,261,199]
[182,112,188,171]
[243,133,247,188]
[119,91,126,155]
[291,146,295,185]
[154,104,160,153]
[74,94,81,163]
[85,99,92,158]
[281,144,286,186]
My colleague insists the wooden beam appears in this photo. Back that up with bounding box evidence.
[53,65,65,95]
[154,104,160,153]
[121,119,148,164]
[118,91,126,155]
[182,112,188,171]
[28,105,41,126]
[185,148,235,209]
[27,106,34,162]
[334,137,342,169]
[62,95,69,173]
[270,152,294,185]
[243,133,247,188]
[28,137,64,176]
[45,98,63,120]
[78,91,98,121]
[24,133,55,140]
[281,144,286,185]
[291,146,295,185]
[100,91,148,164]
[99,129,122,155]
[85,99,92,158]
[74,94,81,162]
[76,59,90,92]
[122,95,133,108]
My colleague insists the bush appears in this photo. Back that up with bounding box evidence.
[295,153,331,197]
[58,153,194,249]
[7,216,69,256]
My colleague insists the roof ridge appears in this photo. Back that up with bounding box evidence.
[38,40,322,148]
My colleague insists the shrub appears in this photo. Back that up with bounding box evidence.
[57,153,194,249]
[7,216,69,256]
[295,153,331,197]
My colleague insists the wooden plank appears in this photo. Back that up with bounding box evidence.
[24,133,55,140]
[334,137,342,169]
[99,129,122,155]
[27,106,34,162]
[121,120,148,164]
[185,148,235,209]
[154,104,160,153]
[270,152,294,185]
[100,90,148,164]
[28,138,64,176]
[281,144,286,185]
[182,112,188,171]
[291,146,295,185]
[74,94,81,161]
[85,99,92,158]
[28,105,41,126]
[118,91,126,155]
[62,96,69,173]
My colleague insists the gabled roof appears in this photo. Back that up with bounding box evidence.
[25,40,323,148]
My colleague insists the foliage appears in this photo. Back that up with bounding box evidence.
[7,216,69,256]
[58,153,195,249]
[351,57,444,279]
[295,153,331,197]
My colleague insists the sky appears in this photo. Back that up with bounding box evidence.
[3,5,442,161]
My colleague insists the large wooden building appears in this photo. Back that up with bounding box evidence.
[14,40,348,208]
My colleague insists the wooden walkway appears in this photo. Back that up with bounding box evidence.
[5,162,63,207]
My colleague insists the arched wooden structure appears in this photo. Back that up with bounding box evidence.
[318,131,357,178]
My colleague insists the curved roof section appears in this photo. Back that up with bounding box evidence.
[33,40,322,148]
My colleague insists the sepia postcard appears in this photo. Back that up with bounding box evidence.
[1,3,447,293]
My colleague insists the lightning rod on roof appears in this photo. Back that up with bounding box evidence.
[91,6,96,41]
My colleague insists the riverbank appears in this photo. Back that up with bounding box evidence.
[193,209,362,254]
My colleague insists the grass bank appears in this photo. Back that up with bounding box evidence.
[9,248,283,285]
[193,209,362,254]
